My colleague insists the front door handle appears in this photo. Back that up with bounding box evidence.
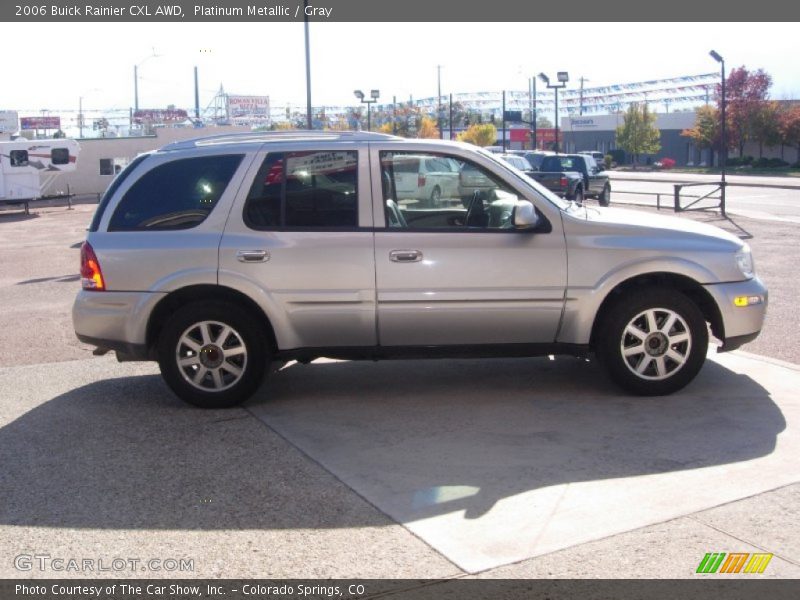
[236,249,270,263]
[389,249,423,263]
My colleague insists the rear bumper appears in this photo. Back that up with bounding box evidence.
[704,277,768,352]
[72,290,165,357]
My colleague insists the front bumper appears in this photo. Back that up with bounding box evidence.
[703,276,768,352]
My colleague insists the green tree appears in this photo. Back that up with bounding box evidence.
[681,105,720,165]
[457,123,498,146]
[751,101,782,158]
[615,103,661,167]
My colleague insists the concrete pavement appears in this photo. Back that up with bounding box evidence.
[1,204,799,580]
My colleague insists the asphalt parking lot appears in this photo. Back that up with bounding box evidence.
[1,202,799,580]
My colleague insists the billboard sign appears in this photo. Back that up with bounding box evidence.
[20,116,61,130]
[227,95,270,120]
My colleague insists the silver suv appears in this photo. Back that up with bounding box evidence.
[73,131,767,408]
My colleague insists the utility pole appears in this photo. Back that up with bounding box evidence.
[449,93,453,140]
[533,76,537,149]
[579,76,589,116]
[194,66,200,119]
[437,64,443,139]
[501,90,506,150]
[304,0,312,129]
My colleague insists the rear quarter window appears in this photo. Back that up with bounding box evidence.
[108,154,243,231]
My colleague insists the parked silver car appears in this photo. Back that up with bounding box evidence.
[74,131,767,408]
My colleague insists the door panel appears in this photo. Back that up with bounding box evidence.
[372,146,567,347]
[220,145,376,350]
[375,231,566,346]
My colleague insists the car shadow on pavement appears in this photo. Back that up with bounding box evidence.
[0,356,787,530]
[249,356,787,522]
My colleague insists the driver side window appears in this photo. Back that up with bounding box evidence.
[380,151,521,231]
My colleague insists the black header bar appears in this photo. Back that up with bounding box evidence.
[2,0,798,22]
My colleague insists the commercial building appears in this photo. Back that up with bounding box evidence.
[561,112,800,166]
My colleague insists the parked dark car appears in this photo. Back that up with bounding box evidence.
[510,150,555,171]
[528,154,611,205]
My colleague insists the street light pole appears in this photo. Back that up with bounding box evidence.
[354,89,379,131]
[539,72,569,153]
[134,49,161,113]
[710,50,727,216]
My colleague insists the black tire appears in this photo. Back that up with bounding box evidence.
[157,300,268,408]
[599,183,611,206]
[429,185,442,205]
[596,288,708,396]
[572,186,584,204]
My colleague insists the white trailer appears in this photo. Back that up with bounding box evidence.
[0,139,80,213]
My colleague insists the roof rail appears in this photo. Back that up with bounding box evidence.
[161,130,401,151]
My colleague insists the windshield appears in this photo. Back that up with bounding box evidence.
[475,147,570,211]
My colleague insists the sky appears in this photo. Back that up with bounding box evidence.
[3,22,799,119]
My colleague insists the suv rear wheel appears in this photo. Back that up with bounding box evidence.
[157,301,268,408]
[597,289,708,395]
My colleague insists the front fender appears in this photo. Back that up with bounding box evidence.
[557,257,720,345]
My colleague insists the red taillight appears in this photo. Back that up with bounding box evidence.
[80,241,105,291]
[418,174,426,187]
[560,176,568,188]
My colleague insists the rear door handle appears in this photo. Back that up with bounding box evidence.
[389,249,423,263]
[236,249,270,263]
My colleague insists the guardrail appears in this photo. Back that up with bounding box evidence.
[610,182,727,216]
[673,181,726,216]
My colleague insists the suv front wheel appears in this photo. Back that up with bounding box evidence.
[157,301,268,408]
[597,289,708,396]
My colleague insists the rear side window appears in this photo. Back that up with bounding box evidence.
[90,154,150,232]
[109,154,243,231]
[244,150,358,229]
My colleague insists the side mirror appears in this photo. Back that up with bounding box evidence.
[512,201,540,230]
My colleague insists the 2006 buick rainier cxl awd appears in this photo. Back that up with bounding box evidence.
[73,132,767,408]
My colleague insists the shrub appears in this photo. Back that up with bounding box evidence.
[728,156,755,167]
[752,157,789,168]
[603,154,613,170]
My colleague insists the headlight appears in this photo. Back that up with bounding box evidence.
[735,245,755,279]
